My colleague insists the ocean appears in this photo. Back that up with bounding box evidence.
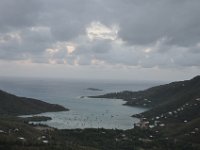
[0,77,162,130]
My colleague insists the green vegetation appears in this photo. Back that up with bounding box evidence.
[0,90,68,116]
[23,116,52,122]
[90,75,200,118]
[0,118,199,150]
[88,75,200,149]
[0,116,97,150]
[0,76,200,149]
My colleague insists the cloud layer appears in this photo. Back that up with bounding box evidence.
[0,0,200,70]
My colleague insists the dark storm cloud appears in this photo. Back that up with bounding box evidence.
[0,0,200,68]
[117,0,200,46]
[0,0,41,32]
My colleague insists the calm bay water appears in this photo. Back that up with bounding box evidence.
[0,77,162,129]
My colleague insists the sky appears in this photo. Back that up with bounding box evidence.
[0,0,200,81]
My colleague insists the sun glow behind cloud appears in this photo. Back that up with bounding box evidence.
[0,0,200,80]
[66,45,75,54]
[86,22,119,41]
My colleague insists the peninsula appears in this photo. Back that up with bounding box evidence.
[0,89,68,116]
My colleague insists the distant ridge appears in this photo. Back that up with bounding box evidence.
[0,90,68,116]
[90,75,200,144]
[90,75,200,119]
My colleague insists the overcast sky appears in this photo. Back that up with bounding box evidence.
[0,0,200,81]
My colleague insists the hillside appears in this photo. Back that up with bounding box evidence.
[0,89,68,116]
[90,76,200,118]
[0,76,200,150]
[89,76,200,149]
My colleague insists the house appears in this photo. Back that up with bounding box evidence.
[134,119,150,129]
[196,98,200,101]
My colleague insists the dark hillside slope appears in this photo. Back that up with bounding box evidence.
[136,76,200,118]
[0,90,68,115]
[90,76,200,148]
[91,76,200,119]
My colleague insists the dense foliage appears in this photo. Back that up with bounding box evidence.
[0,76,200,149]
[0,90,68,115]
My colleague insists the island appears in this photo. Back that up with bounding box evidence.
[0,76,200,150]
[86,88,103,91]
